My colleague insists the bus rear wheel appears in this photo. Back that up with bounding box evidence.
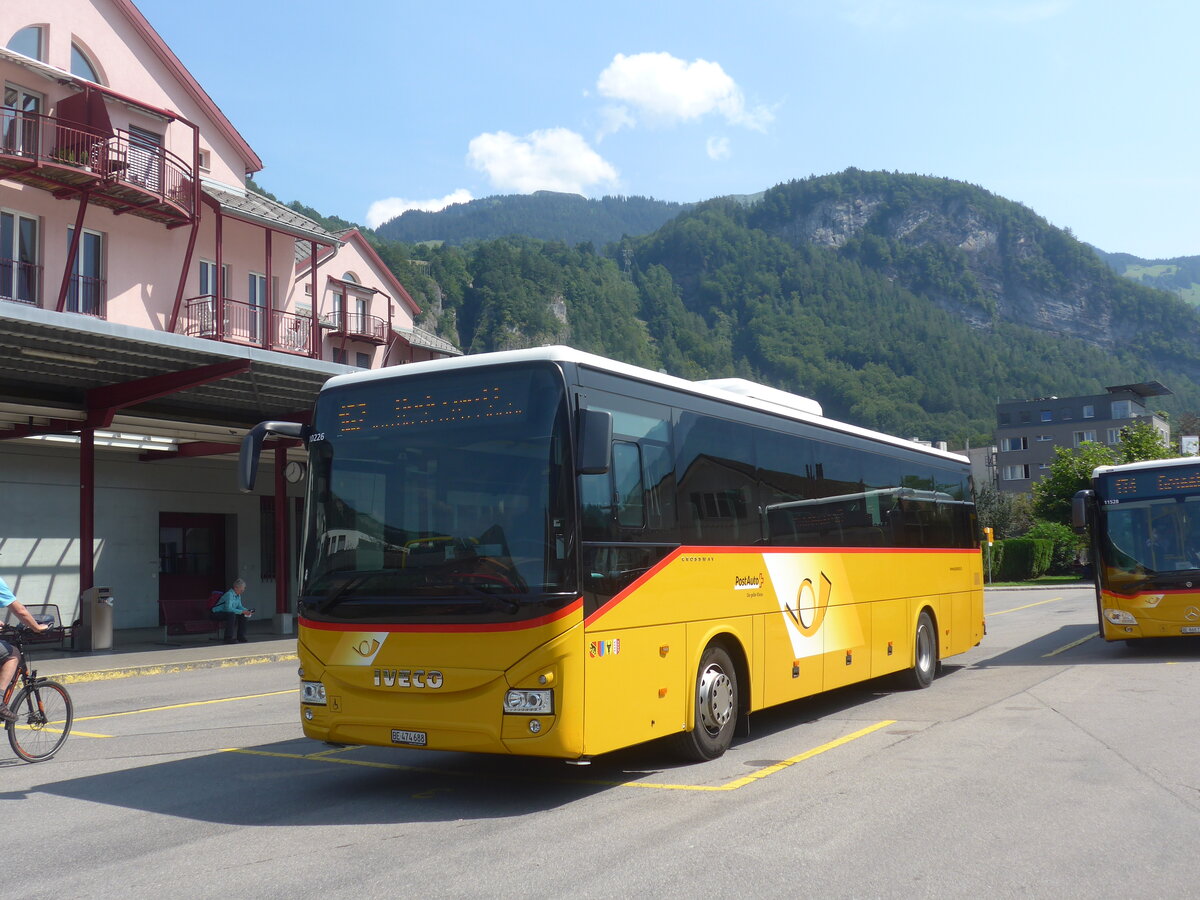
[904,611,938,689]
[675,644,738,761]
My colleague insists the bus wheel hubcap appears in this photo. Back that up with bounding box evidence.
[698,665,733,734]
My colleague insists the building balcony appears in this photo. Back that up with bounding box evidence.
[323,310,389,344]
[0,112,195,228]
[1,266,105,318]
[179,295,315,357]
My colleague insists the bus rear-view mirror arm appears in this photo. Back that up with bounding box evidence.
[239,420,307,492]
[576,408,612,475]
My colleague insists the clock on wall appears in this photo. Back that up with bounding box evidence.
[284,460,307,484]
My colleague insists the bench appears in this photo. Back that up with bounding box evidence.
[2,603,74,649]
[157,592,223,644]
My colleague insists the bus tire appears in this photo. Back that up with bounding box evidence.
[904,610,938,689]
[675,643,738,761]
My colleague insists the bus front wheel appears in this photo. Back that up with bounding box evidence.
[904,610,938,689]
[675,644,738,761]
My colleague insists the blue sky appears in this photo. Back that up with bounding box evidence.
[136,0,1200,259]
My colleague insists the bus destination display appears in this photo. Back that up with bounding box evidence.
[1105,466,1200,500]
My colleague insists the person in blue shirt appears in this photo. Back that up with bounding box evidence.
[0,575,49,723]
[210,577,253,644]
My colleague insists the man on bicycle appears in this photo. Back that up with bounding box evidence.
[0,575,49,723]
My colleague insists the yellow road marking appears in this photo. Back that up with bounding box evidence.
[73,688,299,723]
[226,719,897,792]
[1042,632,1098,658]
[991,596,1064,616]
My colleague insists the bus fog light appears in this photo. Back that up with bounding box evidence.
[504,689,552,714]
[1104,609,1138,626]
[304,708,314,721]
[301,681,327,705]
[529,719,542,734]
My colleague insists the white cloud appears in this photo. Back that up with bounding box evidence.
[706,136,731,161]
[467,128,619,194]
[596,52,773,131]
[365,189,474,228]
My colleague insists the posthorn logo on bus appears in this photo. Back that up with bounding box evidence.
[373,669,444,688]
[734,573,764,591]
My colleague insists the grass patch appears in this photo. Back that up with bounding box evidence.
[985,574,1088,587]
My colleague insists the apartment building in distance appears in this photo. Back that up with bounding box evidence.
[0,1,456,631]
[993,383,1172,493]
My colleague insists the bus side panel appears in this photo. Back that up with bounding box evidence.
[581,624,687,757]
[871,596,909,678]
[822,601,872,691]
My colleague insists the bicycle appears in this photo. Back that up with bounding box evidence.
[1,626,73,762]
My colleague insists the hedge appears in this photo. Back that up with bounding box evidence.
[994,537,1053,581]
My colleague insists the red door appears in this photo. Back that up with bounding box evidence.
[158,513,226,618]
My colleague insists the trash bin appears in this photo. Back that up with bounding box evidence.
[78,586,114,651]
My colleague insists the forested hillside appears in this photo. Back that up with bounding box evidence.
[281,170,1200,446]
[372,191,688,246]
[1095,247,1200,306]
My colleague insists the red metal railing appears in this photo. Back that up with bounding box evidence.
[1,111,194,215]
[323,310,388,343]
[65,274,106,318]
[179,295,315,356]
[0,259,42,305]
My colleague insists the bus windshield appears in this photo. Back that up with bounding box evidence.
[299,362,576,623]
[1096,464,1200,582]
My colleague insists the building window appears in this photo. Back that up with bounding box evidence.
[1040,410,1052,422]
[356,351,370,368]
[71,43,101,83]
[1019,411,1031,423]
[1107,428,1122,444]
[332,348,347,364]
[3,84,42,157]
[1082,404,1095,419]
[7,27,43,61]
[1036,434,1053,442]
[1001,437,1028,452]
[197,148,211,172]
[1111,399,1142,419]
[997,412,1011,425]
[66,226,105,317]
[1059,408,1072,421]
[1002,465,1030,481]
[1073,430,1097,447]
[1,210,39,304]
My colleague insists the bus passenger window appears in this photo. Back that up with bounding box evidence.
[612,441,645,528]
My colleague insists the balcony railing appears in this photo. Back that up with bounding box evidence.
[0,259,42,306]
[180,295,315,357]
[323,310,389,344]
[65,274,106,318]
[0,111,195,226]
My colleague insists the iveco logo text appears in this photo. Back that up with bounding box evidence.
[734,573,764,590]
[373,668,444,688]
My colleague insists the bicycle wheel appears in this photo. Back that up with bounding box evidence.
[8,680,73,762]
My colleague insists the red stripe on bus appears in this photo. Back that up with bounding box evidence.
[300,597,583,634]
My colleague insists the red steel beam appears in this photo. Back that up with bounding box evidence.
[85,358,251,428]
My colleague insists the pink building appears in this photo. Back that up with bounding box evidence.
[0,1,457,632]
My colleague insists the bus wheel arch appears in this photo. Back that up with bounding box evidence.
[904,607,939,689]
[675,637,743,762]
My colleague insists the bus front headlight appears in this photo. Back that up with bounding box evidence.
[1103,609,1138,626]
[504,689,552,714]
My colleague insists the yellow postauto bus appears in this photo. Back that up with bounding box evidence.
[240,347,983,762]
[1073,457,1200,642]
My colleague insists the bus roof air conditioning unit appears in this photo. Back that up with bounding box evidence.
[695,377,823,417]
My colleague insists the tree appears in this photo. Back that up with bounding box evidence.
[1031,442,1117,525]
[1114,420,1175,463]
[975,485,1034,539]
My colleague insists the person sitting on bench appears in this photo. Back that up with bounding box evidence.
[210,578,253,644]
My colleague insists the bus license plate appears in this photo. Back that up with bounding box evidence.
[391,729,427,746]
[1182,627,1200,634]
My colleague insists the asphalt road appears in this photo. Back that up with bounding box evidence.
[9,586,1200,899]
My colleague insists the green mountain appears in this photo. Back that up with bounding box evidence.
[319,170,1200,447]
[372,191,689,247]
[1094,247,1200,306]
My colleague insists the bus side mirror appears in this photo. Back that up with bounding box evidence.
[239,421,307,492]
[577,409,612,475]
[1071,489,1093,534]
